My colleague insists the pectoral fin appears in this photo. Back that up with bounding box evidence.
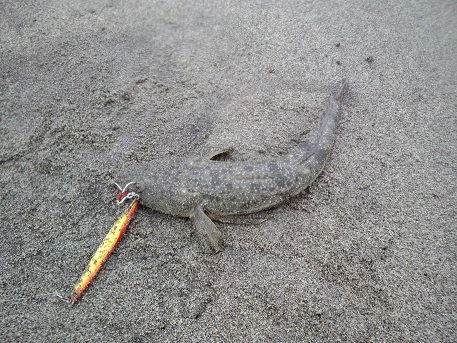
[190,206,223,253]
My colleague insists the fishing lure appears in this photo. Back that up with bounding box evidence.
[70,184,139,303]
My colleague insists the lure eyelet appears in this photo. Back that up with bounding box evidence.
[114,182,139,204]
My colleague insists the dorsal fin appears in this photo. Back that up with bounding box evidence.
[205,148,233,161]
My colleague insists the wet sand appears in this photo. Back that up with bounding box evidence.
[1,1,456,341]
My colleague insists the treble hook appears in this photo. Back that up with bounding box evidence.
[114,182,139,204]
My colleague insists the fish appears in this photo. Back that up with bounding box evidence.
[116,79,348,253]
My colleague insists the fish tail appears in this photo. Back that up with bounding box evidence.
[319,78,348,129]
[334,78,348,102]
[284,79,348,168]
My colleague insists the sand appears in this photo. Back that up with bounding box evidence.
[1,0,456,341]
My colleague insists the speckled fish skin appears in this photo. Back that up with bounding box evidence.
[118,79,347,252]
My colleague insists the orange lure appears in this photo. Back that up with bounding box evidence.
[70,200,138,303]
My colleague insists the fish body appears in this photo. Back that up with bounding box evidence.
[118,79,348,252]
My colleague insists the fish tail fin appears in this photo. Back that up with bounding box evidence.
[334,78,348,102]
[284,79,348,167]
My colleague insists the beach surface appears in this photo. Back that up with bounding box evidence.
[1,0,456,341]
